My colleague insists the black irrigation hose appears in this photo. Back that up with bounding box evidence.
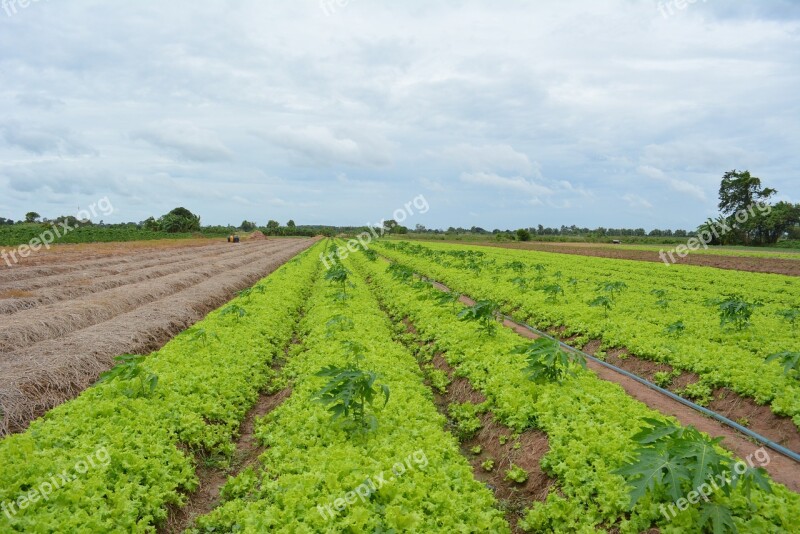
[410,268,800,465]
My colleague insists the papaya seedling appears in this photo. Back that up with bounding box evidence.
[458,300,501,336]
[97,354,158,398]
[513,337,587,384]
[313,343,389,434]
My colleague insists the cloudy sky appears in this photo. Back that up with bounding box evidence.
[1,1,798,230]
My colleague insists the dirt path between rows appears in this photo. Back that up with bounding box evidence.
[427,280,800,493]
[483,242,800,276]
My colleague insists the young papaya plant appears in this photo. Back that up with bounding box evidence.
[509,277,529,292]
[651,289,670,309]
[596,281,628,302]
[220,304,247,321]
[540,283,564,303]
[765,351,800,380]
[97,354,159,398]
[664,320,686,337]
[503,260,526,273]
[325,263,354,302]
[313,342,389,434]
[512,337,587,384]
[776,307,800,331]
[615,418,771,530]
[458,300,501,336]
[186,327,220,347]
[707,294,762,331]
[589,295,614,318]
[435,290,462,311]
[325,314,355,338]
[362,248,378,261]
[387,262,415,284]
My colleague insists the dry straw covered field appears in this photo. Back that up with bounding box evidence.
[0,237,316,435]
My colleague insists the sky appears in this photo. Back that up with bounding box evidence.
[1,0,799,231]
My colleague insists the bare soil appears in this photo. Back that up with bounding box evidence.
[486,242,800,276]
[395,314,553,531]
[0,238,317,436]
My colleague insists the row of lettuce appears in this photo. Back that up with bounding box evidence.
[190,240,509,532]
[0,244,322,532]
[373,240,800,428]
[348,245,800,533]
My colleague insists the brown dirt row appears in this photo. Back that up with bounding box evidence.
[482,242,800,276]
[0,244,245,314]
[391,310,553,531]
[0,241,231,287]
[427,349,553,532]
[0,239,315,436]
[0,238,218,271]
[425,280,800,493]
[162,372,295,533]
[0,241,302,353]
[585,346,800,454]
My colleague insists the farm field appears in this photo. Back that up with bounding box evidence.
[373,242,800,444]
[0,237,316,435]
[462,241,800,276]
[0,239,798,533]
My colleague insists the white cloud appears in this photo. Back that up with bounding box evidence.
[440,144,534,175]
[622,193,654,209]
[132,121,232,162]
[460,172,552,197]
[638,165,708,201]
[266,125,391,168]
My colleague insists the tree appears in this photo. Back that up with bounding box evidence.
[761,201,800,244]
[516,228,532,241]
[158,207,201,233]
[286,219,296,228]
[25,212,40,223]
[718,170,776,216]
[266,220,280,230]
[142,217,159,231]
[240,220,257,232]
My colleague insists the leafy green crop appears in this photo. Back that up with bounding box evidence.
[505,464,528,484]
[364,241,800,533]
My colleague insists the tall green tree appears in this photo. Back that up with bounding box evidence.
[25,211,40,223]
[718,170,776,216]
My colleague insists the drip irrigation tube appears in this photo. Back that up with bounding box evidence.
[412,269,800,465]
[506,315,800,465]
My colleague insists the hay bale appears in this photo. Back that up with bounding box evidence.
[249,230,267,241]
